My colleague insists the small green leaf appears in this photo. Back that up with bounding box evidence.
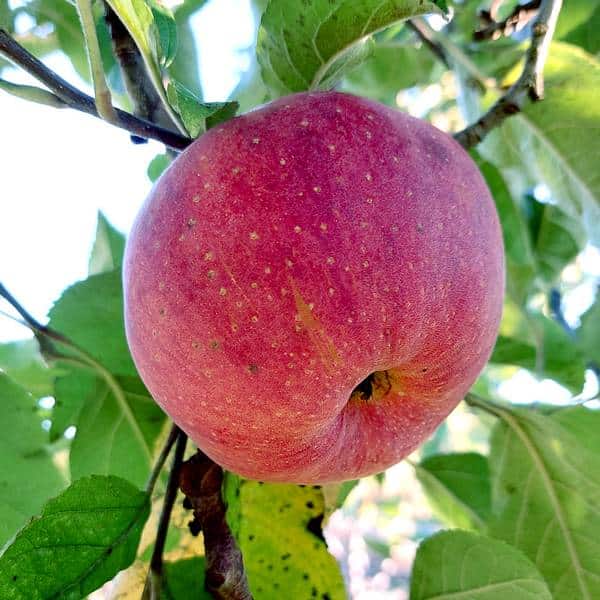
[0,338,63,398]
[523,194,586,285]
[148,0,177,67]
[410,530,552,599]
[415,452,490,531]
[224,476,345,599]
[0,78,67,108]
[0,475,150,599]
[488,404,600,598]
[167,80,238,137]
[490,314,586,393]
[257,0,447,96]
[0,374,65,548]
[88,212,126,276]
[147,152,172,182]
[579,295,600,365]
[48,269,137,377]
[163,557,212,599]
[70,375,166,488]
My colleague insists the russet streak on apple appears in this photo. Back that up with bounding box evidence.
[124,91,504,483]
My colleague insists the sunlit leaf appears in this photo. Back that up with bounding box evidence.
[224,476,346,598]
[257,0,447,95]
[0,476,149,599]
[410,530,552,599]
[489,404,600,598]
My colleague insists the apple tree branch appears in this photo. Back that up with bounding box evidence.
[179,452,252,600]
[0,29,190,150]
[454,0,562,150]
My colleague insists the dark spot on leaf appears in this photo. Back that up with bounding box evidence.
[312,587,318,597]
[306,513,325,541]
[106,548,113,555]
[303,573,310,580]
[283,565,289,571]
[281,553,291,560]
[12,575,17,582]
[267,564,273,571]
[274,582,280,589]
[248,534,255,541]
[322,594,331,600]
[306,501,315,509]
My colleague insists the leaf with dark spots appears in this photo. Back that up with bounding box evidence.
[223,476,345,598]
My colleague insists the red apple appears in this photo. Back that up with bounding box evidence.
[124,91,504,483]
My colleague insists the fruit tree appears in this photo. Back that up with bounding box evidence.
[0,1,599,599]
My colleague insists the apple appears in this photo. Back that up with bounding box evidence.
[123,91,504,484]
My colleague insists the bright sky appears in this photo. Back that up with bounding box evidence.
[0,0,255,341]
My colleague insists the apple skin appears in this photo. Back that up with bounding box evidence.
[124,91,504,484]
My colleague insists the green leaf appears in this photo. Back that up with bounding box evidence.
[88,212,126,276]
[410,530,552,599]
[50,371,97,442]
[490,314,586,393]
[163,557,212,599]
[48,269,137,377]
[480,43,600,245]
[563,6,600,56]
[0,338,62,398]
[488,404,600,598]
[524,194,586,285]
[0,374,65,548]
[322,480,359,515]
[70,375,165,488]
[342,44,440,104]
[0,78,67,108]
[147,152,172,182]
[148,0,177,67]
[257,0,447,95]
[414,452,490,531]
[167,80,238,138]
[555,0,600,55]
[0,475,149,599]
[477,158,536,305]
[224,476,345,599]
[579,295,600,365]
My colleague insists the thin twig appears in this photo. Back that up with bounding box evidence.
[475,0,541,41]
[407,19,450,68]
[454,0,563,149]
[76,0,117,123]
[179,452,252,600]
[143,430,188,600]
[145,424,181,495]
[0,29,190,150]
[409,18,491,92]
